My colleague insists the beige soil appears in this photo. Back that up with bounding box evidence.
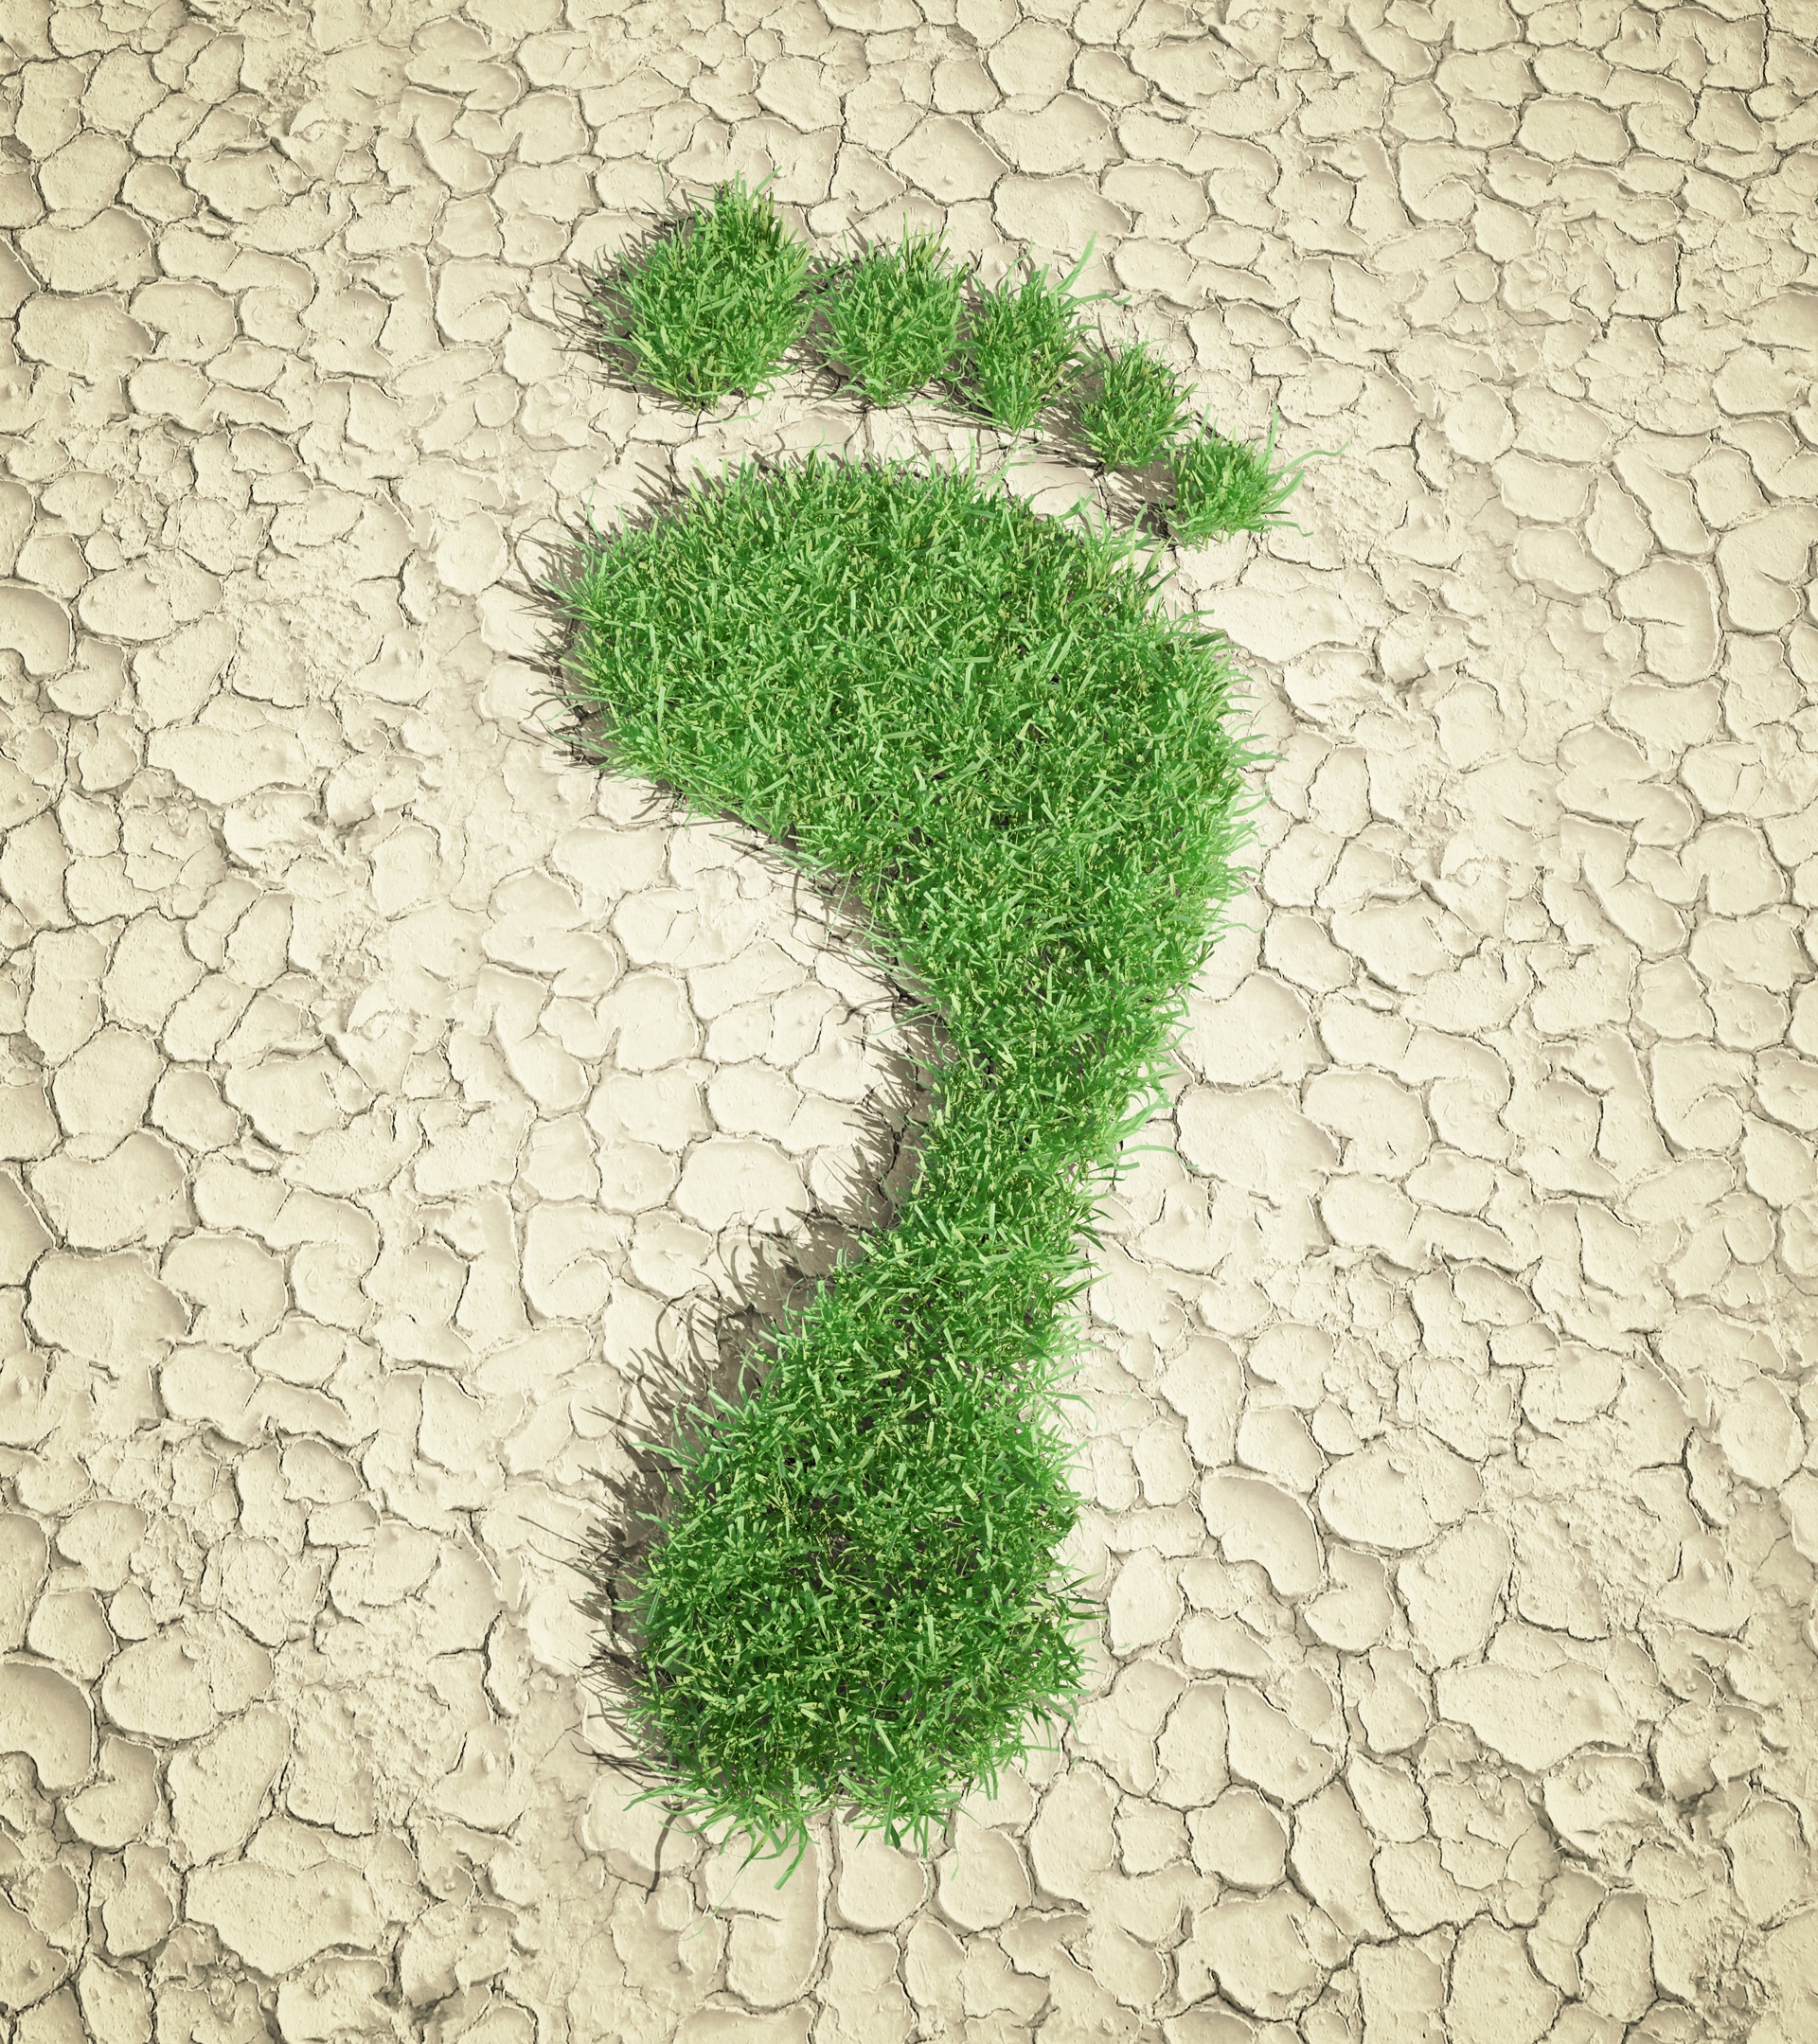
[2,0,1817,2039]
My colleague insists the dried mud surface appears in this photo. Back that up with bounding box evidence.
[3,0,1818,2039]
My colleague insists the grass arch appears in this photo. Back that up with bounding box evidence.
[554,443,1271,1883]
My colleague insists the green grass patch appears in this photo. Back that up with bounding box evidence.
[952,239,1114,435]
[1167,410,1346,545]
[584,169,816,407]
[818,218,972,409]
[1065,332,1200,470]
[554,447,1269,1885]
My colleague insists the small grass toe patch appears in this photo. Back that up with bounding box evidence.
[1066,334,1199,471]
[585,169,816,409]
[817,219,972,410]
[953,238,1117,436]
[1167,409,1349,546]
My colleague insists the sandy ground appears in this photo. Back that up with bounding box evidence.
[1,0,1817,2038]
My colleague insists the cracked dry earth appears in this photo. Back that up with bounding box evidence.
[3,0,1818,2040]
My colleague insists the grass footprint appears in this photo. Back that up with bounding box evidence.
[554,448,1270,1884]
[952,237,1117,435]
[561,171,1347,1885]
[1065,330,1200,470]
[1168,409,1348,545]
